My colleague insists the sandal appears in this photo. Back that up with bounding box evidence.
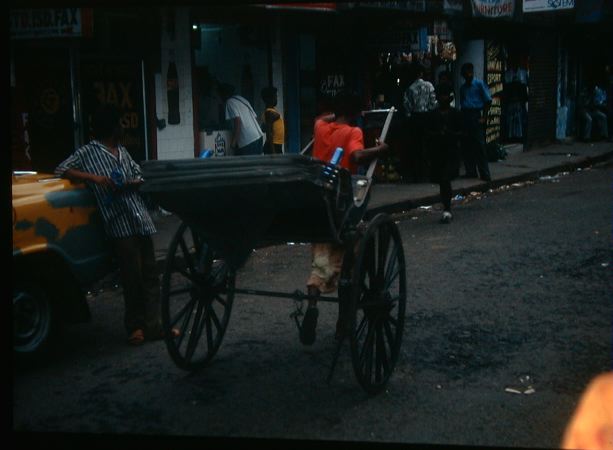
[128,329,145,346]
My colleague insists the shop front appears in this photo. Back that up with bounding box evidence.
[189,7,284,157]
[10,7,159,172]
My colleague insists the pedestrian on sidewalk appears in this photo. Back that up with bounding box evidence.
[301,90,389,345]
[578,81,609,142]
[403,63,438,182]
[218,83,264,156]
[426,86,462,224]
[459,62,492,182]
[260,86,285,155]
[54,104,179,346]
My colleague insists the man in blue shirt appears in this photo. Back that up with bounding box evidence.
[460,63,492,181]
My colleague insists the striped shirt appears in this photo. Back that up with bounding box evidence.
[55,140,156,238]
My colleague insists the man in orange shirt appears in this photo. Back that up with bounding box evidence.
[301,90,388,345]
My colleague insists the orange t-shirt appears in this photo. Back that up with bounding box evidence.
[312,119,364,175]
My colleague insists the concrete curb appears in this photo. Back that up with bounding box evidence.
[366,151,613,218]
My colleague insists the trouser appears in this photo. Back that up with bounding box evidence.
[407,113,430,181]
[112,234,161,335]
[264,141,283,155]
[461,109,490,179]
[582,110,609,140]
[237,136,264,156]
[440,180,452,212]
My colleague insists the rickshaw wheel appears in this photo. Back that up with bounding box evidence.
[350,213,407,394]
[161,222,235,371]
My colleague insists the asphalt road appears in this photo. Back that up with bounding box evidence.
[13,162,612,449]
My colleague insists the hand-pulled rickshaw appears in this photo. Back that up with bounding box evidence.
[140,108,407,394]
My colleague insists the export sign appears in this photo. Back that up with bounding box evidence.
[523,0,575,13]
[471,0,515,17]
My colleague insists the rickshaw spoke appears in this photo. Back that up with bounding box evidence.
[208,303,223,333]
[179,238,196,275]
[170,296,197,329]
[214,294,228,308]
[377,228,391,285]
[383,318,396,351]
[175,267,201,285]
[375,321,389,382]
[384,247,399,287]
[359,322,376,368]
[384,269,400,291]
[175,297,198,349]
[185,301,206,362]
[361,324,376,383]
[355,313,368,340]
[204,304,214,353]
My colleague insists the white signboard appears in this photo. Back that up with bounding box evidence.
[523,0,575,13]
[471,0,515,18]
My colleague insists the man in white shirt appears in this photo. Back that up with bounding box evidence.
[218,83,264,155]
[403,63,437,182]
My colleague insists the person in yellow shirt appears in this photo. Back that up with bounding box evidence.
[261,86,285,154]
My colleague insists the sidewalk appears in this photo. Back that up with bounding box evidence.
[151,140,612,262]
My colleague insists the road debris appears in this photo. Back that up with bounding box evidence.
[505,388,523,394]
[505,375,536,395]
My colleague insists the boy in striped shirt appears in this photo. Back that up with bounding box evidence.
[55,105,178,345]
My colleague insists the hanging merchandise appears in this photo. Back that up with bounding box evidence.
[167,51,180,125]
[441,42,457,61]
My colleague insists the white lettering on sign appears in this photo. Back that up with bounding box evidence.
[11,8,85,39]
[523,0,574,13]
[320,74,345,97]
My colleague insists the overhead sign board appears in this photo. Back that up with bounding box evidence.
[471,0,515,18]
[10,8,93,39]
[523,0,575,13]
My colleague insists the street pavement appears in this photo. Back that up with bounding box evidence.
[150,140,612,263]
[14,154,612,448]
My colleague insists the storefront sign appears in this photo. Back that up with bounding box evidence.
[485,40,504,144]
[523,0,575,13]
[81,61,146,162]
[352,1,426,11]
[444,0,464,13]
[471,0,515,18]
[320,74,345,97]
[257,3,337,11]
[10,8,93,39]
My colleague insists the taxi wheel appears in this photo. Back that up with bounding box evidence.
[13,282,54,361]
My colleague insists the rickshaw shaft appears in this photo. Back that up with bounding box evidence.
[232,288,339,303]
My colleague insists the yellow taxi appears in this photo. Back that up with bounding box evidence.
[12,171,114,361]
